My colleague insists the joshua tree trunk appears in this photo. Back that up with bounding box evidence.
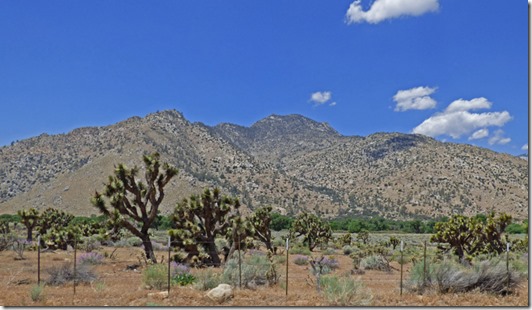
[142,235,156,263]
[206,240,221,266]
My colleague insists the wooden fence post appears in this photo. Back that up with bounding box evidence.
[73,238,77,295]
[168,236,171,294]
[37,235,41,286]
[400,240,404,296]
[238,233,242,289]
[506,242,510,293]
[423,240,427,291]
[285,238,289,297]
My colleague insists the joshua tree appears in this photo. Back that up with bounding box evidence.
[18,208,40,242]
[37,207,74,236]
[430,212,512,262]
[226,210,254,260]
[290,212,332,251]
[169,188,240,267]
[248,205,274,252]
[356,230,370,244]
[91,152,178,263]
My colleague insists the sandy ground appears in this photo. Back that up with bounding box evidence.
[0,246,528,307]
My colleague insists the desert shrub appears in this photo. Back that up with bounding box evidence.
[510,253,528,279]
[142,264,167,290]
[194,268,222,291]
[289,244,311,256]
[293,255,309,265]
[342,245,353,255]
[80,236,101,252]
[321,275,373,306]
[30,284,45,302]
[0,232,16,251]
[247,249,265,257]
[360,255,391,271]
[170,262,195,286]
[12,239,31,260]
[274,254,286,264]
[77,252,104,265]
[46,263,97,286]
[222,254,279,288]
[322,248,336,255]
[309,256,335,276]
[127,237,143,247]
[407,258,522,295]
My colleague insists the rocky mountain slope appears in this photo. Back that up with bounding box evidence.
[0,110,528,220]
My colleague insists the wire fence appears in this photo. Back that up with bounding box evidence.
[7,235,522,299]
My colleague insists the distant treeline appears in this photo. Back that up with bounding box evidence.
[1,211,527,234]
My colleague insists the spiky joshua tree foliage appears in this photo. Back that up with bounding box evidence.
[290,212,332,251]
[169,188,240,267]
[91,152,178,263]
[430,212,512,262]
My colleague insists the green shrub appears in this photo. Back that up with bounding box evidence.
[322,248,336,255]
[293,255,309,265]
[222,254,279,288]
[170,262,195,286]
[321,275,373,306]
[142,264,168,290]
[342,245,353,255]
[127,237,143,247]
[193,268,222,291]
[407,258,523,295]
[274,254,286,265]
[360,255,390,271]
[172,273,196,286]
[289,245,311,256]
[30,284,45,302]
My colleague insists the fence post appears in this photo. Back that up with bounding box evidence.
[506,242,510,293]
[423,240,427,291]
[37,235,41,286]
[285,238,289,297]
[168,236,171,295]
[73,238,77,295]
[400,240,404,296]
[238,233,242,289]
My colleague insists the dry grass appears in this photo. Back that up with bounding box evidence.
[0,246,527,306]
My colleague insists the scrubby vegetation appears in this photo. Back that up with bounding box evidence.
[0,152,527,306]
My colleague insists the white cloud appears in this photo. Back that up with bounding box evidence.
[346,0,439,24]
[310,91,332,105]
[413,102,512,139]
[310,91,336,107]
[468,128,489,140]
[488,129,511,145]
[393,86,437,112]
[445,97,492,113]
[412,98,512,139]
[522,144,528,151]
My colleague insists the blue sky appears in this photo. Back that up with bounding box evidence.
[0,1,528,155]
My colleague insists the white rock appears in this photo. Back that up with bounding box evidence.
[206,284,233,303]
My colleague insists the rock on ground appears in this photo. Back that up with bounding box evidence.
[206,284,233,303]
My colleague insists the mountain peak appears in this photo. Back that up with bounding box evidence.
[252,114,340,137]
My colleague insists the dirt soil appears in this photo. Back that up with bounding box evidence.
[0,247,528,307]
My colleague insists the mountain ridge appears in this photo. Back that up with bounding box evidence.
[0,109,528,220]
